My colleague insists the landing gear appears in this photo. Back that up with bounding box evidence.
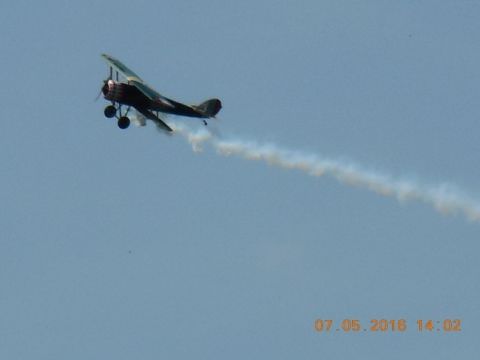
[103,103,131,129]
[104,105,116,118]
[118,116,130,129]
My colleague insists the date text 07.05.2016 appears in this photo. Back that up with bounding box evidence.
[314,319,461,333]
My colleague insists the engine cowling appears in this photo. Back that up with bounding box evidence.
[102,80,125,102]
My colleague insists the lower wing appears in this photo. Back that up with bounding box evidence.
[134,107,173,132]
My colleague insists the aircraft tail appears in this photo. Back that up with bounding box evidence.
[194,98,222,117]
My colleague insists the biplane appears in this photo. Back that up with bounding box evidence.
[99,54,222,131]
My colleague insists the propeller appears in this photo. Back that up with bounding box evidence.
[94,78,110,102]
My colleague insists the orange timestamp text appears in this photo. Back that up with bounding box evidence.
[314,319,462,333]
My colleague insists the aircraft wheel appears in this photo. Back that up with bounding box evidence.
[104,105,116,118]
[118,116,130,129]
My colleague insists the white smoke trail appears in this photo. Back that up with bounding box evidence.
[171,122,480,222]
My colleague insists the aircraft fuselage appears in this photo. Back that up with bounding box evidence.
[102,80,205,118]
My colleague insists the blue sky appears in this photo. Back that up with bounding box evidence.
[1,1,479,358]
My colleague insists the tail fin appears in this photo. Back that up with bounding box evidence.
[194,98,222,118]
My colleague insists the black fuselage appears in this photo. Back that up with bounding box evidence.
[102,81,205,118]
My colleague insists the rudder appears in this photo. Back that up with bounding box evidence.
[195,98,222,117]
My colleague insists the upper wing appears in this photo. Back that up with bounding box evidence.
[101,53,143,83]
[130,80,162,101]
[101,53,162,100]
